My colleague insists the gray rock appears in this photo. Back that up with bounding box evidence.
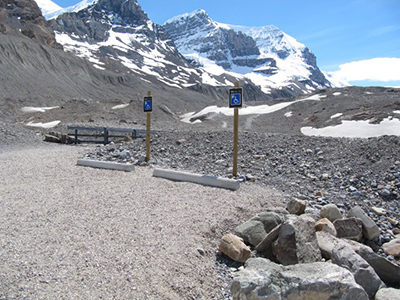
[231,258,369,300]
[272,215,321,265]
[331,244,384,299]
[286,198,306,215]
[375,287,400,300]
[348,206,380,240]
[234,219,266,247]
[320,203,343,222]
[256,212,284,233]
[334,217,363,241]
[316,231,350,259]
[379,189,392,198]
[118,150,130,159]
[255,224,281,261]
[234,212,283,247]
[339,239,400,288]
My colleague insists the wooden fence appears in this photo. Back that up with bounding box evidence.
[67,126,153,144]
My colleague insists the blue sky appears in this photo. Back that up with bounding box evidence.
[51,0,400,87]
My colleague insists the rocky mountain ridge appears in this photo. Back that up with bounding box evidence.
[163,9,332,95]
[47,0,264,98]
[38,0,337,99]
[0,0,61,48]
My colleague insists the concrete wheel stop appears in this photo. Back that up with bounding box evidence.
[77,159,135,172]
[153,168,240,190]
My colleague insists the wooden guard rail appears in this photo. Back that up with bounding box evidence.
[68,126,142,144]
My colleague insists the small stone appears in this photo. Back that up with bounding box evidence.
[382,239,400,257]
[392,228,400,235]
[320,173,329,181]
[371,206,386,216]
[286,198,306,215]
[245,174,256,182]
[315,218,337,236]
[176,139,186,145]
[379,189,392,197]
[320,203,342,222]
[387,217,399,226]
[197,248,205,256]
[219,234,251,263]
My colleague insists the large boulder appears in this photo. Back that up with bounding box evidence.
[234,212,283,247]
[317,231,400,288]
[316,231,351,259]
[334,217,363,241]
[331,244,384,299]
[272,214,321,265]
[255,224,281,261]
[348,206,380,240]
[346,239,400,288]
[231,257,369,300]
[375,287,400,300]
[234,219,266,247]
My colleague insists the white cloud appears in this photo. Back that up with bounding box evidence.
[328,57,400,82]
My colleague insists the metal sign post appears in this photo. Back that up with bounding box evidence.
[229,82,242,177]
[144,91,152,162]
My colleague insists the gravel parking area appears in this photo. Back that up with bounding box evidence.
[0,143,283,299]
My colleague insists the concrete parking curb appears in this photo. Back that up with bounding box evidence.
[153,168,240,190]
[77,159,135,172]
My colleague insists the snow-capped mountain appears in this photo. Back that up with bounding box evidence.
[35,0,337,99]
[46,0,256,94]
[163,9,332,94]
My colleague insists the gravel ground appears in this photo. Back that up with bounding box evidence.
[0,141,283,299]
[84,130,400,259]
[2,124,400,299]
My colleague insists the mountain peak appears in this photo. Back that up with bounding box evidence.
[164,9,212,26]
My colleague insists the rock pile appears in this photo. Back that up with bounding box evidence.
[221,201,400,299]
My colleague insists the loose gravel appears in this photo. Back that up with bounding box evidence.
[2,126,400,299]
[84,130,400,259]
[0,141,283,299]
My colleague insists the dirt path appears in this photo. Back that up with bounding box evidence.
[0,144,283,299]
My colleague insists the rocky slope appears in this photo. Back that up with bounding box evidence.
[0,0,61,48]
[1,0,254,128]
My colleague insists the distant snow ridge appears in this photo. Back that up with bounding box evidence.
[164,9,334,94]
[38,0,98,19]
[34,0,62,18]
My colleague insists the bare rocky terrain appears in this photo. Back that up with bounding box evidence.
[1,88,400,298]
[2,0,400,298]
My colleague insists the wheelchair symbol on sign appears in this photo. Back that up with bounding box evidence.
[231,94,241,106]
[145,101,151,111]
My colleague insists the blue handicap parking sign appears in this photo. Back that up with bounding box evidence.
[144,96,152,112]
[231,94,241,106]
[229,88,243,108]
